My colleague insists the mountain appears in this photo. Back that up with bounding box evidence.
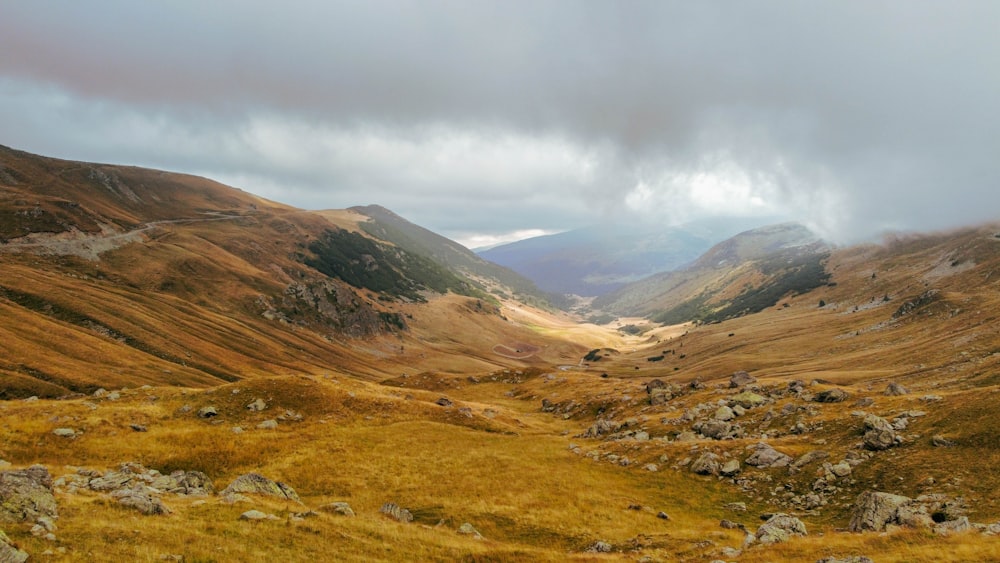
[478,216,783,296]
[592,222,830,322]
[0,145,577,397]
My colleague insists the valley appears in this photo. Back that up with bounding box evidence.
[3,146,1000,562]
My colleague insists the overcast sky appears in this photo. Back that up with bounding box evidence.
[2,1,998,248]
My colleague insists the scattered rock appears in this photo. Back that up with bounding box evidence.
[691,452,720,476]
[380,502,413,523]
[817,557,874,563]
[755,513,807,544]
[0,530,29,563]
[730,391,767,409]
[720,459,741,477]
[239,509,278,521]
[848,491,913,532]
[814,388,850,403]
[933,516,970,535]
[587,541,613,553]
[884,382,909,396]
[221,474,300,503]
[457,522,484,539]
[318,502,355,517]
[246,398,267,412]
[931,435,957,447]
[196,406,218,419]
[744,443,792,468]
[256,420,278,430]
[52,428,76,438]
[714,406,735,421]
[129,424,148,432]
[111,485,172,515]
[435,397,453,407]
[861,414,898,450]
[656,511,670,520]
[724,502,747,512]
[791,450,829,472]
[729,371,756,388]
[720,519,743,530]
[0,465,58,523]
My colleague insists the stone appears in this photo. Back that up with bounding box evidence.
[729,371,756,388]
[0,530,29,563]
[933,516,971,535]
[691,452,720,475]
[730,391,767,409]
[246,398,266,412]
[817,558,874,563]
[675,431,698,442]
[931,435,957,447]
[457,522,484,539]
[0,466,58,523]
[435,397,453,407]
[52,428,76,438]
[380,502,413,523]
[239,509,277,521]
[884,382,909,396]
[861,414,898,450]
[720,519,742,529]
[848,491,912,532]
[755,513,807,544]
[587,541,612,553]
[221,474,300,503]
[656,511,670,520]
[715,406,735,421]
[814,388,850,403]
[196,406,218,418]
[111,485,172,515]
[318,502,355,517]
[724,502,747,512]
[256,420,278,430]
[720,459,741,477]
[699,420,732,440]
[744,443,792,468]
[645,379,666,394]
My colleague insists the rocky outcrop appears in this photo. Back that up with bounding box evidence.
[318,502,355,517]
[111,485,172,515]
[0,530,29,563]
[744,443,792,469]
[221,474,300,503]
[691,452,720,475]
[754,513,807,544]
[0,466,57,523]
[861,414,899,450]
[884,382,909,396]
[848,491,913,531]
[380,502,413,523]
[729,371,756,388]
[814,388,850,403]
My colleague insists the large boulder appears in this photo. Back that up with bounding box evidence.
[814,388,850,403]
[884,382,909,396]
[111,485,172,515]
[380,502,413,523]
[690,452,720,475]
[0,529,29,563]
[0,466,57,523]
[744,443,792,468]
[729,371,756,388]
[730,391,767,409]
[221,474,300,503]
[861,414,898,450]
[755,513,807,544]
[848,491,913,532]
[699,420,732,440]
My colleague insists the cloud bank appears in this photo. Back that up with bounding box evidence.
[2,1,999,245]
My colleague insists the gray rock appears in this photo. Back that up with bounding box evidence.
[729,371,756,388]
[111,485,172,515]
[52,428,76,438]
[931,435,957,447]
[0,529,29,563]
[435,397,453,407]
[817,557,874,563]
[221,473,300,502]
[691,452,720,475]
[196,406,218,418]
[814,388,850,403]
[129,424,148,432]
[380,502,413,523]
[724,502,747,512]
[884,382,909,396]
[0,466,58,523]
[587,541,612,553]
[848,491,913,532]
[319,502,355,517]
[791,450,829,470]
[715,406,736,421]
[933,516,971,535]
[744,443,792,468]
[862,414,898,450]
[246,398,267,412]
[730,391,767,409]
[457,522,484,539]
[700,420,732,440]
[720,459,741,477]
[239,509,277,521]
[755,513,807,544]
[256,419,278,430]
[675,430,698,442]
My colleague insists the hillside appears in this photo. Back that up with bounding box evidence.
[479,217,779,296]
[4,146,1000,561]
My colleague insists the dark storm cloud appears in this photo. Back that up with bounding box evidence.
[1,1,998,244]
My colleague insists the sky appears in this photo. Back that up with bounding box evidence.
[1,1,999,248]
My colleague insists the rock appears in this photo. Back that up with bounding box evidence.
[239,509,277,521]
[643,464,658,472]
[884,382,909,396]
[715,406,735,421]
[691,452,720,475]
[256,420,278,430]
[318,502,355,517]
[817,557,874,563]
[848,491,913,532]
[168,470,214,496]
[52,428,76,438]
[791,450,829,471]
[675,430,698,442]
[933,516,971,535]
[0,530,29,563]
[457,522,484,539]
[435,397,453,407]
[111,485,172,515]
[720,459,741,477]
[107,391,121,401]
[755,513,807,544]
[232,426,244,434]
[380,502,413,523]
[720,519,742,529]
[744,443,792,468]
[861,414,898,450]
[699,420,732,440]
[730,391,767,409]
[649,387,674,405]
[221,474,300,503]
[0,466,58,523]
[827,461,853,479]
[587,541,612,553]
[129,424,148,432]
[931,435,957,447]
[196,406,218,418]
[633,431,649,441]
[246,398,267,412]
[729,371,756,388]
[724,502,747,512]
[645,379,666,394]
[656,511,670,520]
[93,388,108,398]
[814,388,850,403]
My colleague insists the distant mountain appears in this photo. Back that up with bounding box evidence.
[478,217,783,296]
[592,222,831,323]
[350,205,565,308]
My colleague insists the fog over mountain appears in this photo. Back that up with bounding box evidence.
[2,1,998,246]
